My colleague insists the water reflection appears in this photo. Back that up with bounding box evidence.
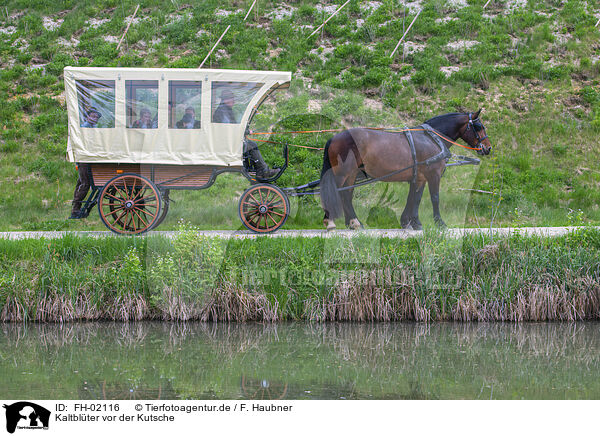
[1,322,599,399]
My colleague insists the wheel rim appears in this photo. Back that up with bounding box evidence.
[99,175,161,235]
[239,184,288,233]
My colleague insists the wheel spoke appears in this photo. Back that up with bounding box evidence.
[131,211,138,232]
[134,206,157,218]
[270,210,285,217]
[134,196,156,205]
[267,212,278,226]
[244,197,260,208]
[132,209,149,228]
[132,186,147,203]
[268,200,284,208]
[104,192,126,203]
[245,210,261,220]
[112,209,128,226]
[102,206,126,217]
[248,192,261,204]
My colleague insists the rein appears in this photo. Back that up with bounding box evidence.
[247,126,484,152]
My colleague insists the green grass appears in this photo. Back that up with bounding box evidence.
[0,0,599,231]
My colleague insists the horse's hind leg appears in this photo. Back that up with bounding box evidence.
[340,187,361,229]
[427,172,446,228]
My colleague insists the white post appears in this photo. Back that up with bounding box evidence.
[199,0,258,68]
[483,0,492,9]
[199,25,231,68]
[596,17,600,27]
[390,8,421,58]
[244,0,258,21]
[308,0,351,39]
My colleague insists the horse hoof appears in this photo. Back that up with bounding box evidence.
[348,218,362,230]
[326,220,336,232]
[435,219,447,229]
[402,224,413,231]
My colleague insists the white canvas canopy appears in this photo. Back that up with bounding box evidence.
[64,66,291,166]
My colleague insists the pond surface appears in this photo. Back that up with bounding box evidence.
[1,322,599,400]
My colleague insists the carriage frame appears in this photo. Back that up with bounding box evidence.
[65,66,293,234]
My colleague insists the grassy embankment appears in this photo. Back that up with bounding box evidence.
[1,227,599,322]
[0,0,599,231]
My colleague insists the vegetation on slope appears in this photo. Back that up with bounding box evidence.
[0,0,599,230]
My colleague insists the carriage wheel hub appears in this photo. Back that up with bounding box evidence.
[125,200,134,209]
[258,205,268,214]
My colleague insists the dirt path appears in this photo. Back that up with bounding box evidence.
[0,227,595,240]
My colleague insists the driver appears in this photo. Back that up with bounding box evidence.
[213,89,278,179]
[70,108,100,218]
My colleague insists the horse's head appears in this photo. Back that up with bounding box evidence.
[460,109,492,155]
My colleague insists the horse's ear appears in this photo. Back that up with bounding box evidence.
[473,108,482,119]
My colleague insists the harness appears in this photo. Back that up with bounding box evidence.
[466,113,489,149]
[337,124,452,191]
[399,123,451,184]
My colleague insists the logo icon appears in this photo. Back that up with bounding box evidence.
[3,402,50,434]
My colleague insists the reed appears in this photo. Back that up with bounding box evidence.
[1,229,599,322]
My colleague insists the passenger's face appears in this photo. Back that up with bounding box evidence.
[88,112,99,124]
[185,109,195,119]
[141,112,151,122]
[224,97,234,108]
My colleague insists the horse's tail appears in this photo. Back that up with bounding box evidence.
[320,138,343,220]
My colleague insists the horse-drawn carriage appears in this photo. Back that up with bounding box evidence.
[65,66,491,235]
[65,66,293,234]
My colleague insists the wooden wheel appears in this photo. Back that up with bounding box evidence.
[151,189,170,230]
[98,174,162,235]
[239,184,289,233]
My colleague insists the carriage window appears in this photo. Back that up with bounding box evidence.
[169,81,202,129]
[76,80,115,128]
[211,82,263,124]
[126,80,158,129]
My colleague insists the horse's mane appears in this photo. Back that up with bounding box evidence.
[423,112,467,140]
[424,112,465,125]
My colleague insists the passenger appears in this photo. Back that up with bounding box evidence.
[131,108,155,129]
[176,107,200,129]
[213,89,278,179]
[81,107,101,128]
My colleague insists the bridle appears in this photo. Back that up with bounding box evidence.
[466,113,489,152]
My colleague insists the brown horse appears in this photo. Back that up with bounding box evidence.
[320,110,492,230]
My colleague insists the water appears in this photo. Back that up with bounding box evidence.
[1,322,599,400]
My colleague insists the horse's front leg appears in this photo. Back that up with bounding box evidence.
[427,173,446,228]
[401,182,417,229]
[401,181,425,230]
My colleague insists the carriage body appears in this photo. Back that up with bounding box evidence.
[64,66,292,234]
